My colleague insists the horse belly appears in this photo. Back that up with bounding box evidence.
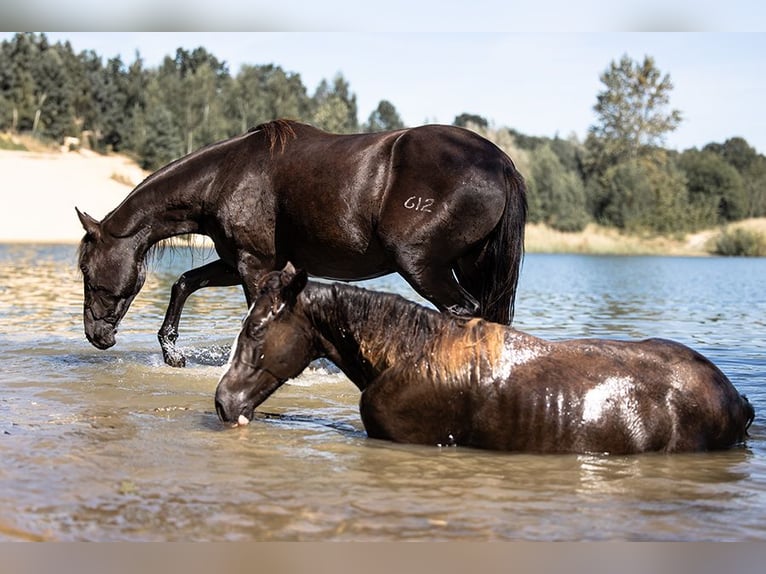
[275,208,384,280]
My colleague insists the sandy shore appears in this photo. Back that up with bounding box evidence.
[0,148,147,243]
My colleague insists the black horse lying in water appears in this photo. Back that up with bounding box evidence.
[215,264,754,454]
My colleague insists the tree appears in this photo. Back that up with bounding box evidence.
[589,54,682,162]
[227,64,310,132]
[591,153,689,233]
[704,137,758,174]
[704,137,766,218]
[139,104,183,170]
[526,143,589,232]
[311,74,358,133]
[743,156,766,218]
[678,149,746,227]
[152,48,231,154]
[0,33,39,133]
[453,113,488,129]
[98,56,131,151]
[30,40,75,139]
[364,99,404,132]
[584,55,687,233]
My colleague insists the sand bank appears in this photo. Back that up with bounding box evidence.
[0,148,146,243]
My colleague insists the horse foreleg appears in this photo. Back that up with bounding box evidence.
[158,259,242,367]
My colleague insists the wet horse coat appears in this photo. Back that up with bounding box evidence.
[215,265,754,454]
[76,120,526,367]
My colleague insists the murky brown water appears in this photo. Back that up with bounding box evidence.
[1,244,764,540]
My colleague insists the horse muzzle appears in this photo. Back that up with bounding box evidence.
[214,383,255,426]
[84,309,118,350]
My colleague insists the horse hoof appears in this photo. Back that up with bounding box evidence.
[164,352,186,368]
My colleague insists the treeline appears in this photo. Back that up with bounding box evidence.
[0,33,403,170]
[456,54,766,235]
[493,125,766,234]
[2,33,765,235]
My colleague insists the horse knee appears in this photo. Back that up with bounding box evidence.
[171,274,189,297]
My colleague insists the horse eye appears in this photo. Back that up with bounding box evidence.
[246,322,263,338]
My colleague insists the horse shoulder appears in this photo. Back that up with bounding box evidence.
[359,365,461,445]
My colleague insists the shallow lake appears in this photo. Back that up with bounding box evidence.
[1,244,764,541]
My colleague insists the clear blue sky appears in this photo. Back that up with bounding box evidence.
[4,32,766,154]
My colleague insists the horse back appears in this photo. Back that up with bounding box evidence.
[362,330,752,454]
[476,336,752,453]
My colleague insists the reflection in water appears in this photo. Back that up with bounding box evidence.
[1,245,765,541]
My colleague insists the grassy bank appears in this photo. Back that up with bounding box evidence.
[525,219,766,257]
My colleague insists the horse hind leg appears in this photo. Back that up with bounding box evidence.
[395,253,480,317]
[453,245,487,315]
[158,259,242,367]
[454,239,515,325]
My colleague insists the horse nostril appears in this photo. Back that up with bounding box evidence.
[215,398,228,422]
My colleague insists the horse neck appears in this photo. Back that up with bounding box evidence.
[303,283,446,390]
[102,137,245,243]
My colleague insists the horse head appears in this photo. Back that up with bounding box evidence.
[76,208,148,350]
[215,263,313,426]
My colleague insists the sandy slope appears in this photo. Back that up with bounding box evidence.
[0,149,147,243]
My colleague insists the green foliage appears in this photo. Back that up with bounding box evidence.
[311,74,358,133]
[589,153,689,233]
[0,34,370,162]
[712,227,766,257]
[589,54,682,162]
[743,157,766,218]
[526,143,589,232]
[704,137,766,218]
[704,137,758,173]
[453,113,488,129]
[228,64,310,132]
[584,55,691,234]
[678,149,746,228]
[138,105,183,170]
[365,100,404,132]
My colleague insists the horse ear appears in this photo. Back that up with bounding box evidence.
[76,207,101,239]
[280,263,308,306]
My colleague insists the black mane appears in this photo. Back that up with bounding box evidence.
[303,281,470,370]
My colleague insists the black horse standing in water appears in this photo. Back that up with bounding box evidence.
[76,120,526,367]
[215,264,754,454]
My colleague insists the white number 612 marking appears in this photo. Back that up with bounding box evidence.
[404,196,434,213]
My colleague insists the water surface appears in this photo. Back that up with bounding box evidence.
[1,245,764,540]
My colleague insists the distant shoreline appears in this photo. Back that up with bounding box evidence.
[2,146,764,255]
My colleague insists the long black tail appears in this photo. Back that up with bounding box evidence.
[477,162,527,324]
